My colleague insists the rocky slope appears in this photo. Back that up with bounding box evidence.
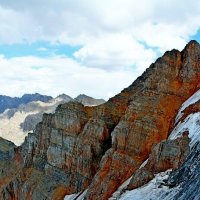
[118,88,200,200]
[0,40,199,200]
[0,94,105,145]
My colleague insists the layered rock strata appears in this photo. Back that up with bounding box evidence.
[0,41,199,200]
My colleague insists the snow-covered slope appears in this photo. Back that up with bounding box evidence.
[120,170,179,200]
[170,112,200,147]
[118,89,200,200]
[170,89,200,147]
[175,89,200,123]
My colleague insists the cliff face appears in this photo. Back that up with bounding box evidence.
[0,40,199,200]
[118,88,200,200]
[85,41,200,199]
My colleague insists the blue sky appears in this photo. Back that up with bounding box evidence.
[0,41,81,59]
[192,29,200,42]
[0,0,200,99]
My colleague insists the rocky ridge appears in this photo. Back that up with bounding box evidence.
[118,88,200,200]
[0,40,199,200]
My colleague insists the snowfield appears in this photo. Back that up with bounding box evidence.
[119,170,181,200]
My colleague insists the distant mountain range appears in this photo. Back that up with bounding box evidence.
[0,93,105,145]
[0,93,52,113]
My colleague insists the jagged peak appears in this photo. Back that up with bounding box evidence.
[75,94,92,99]
[186,39,200,47]
[75,94,105,102]
[56,93,73,100]
[183,40,200,52]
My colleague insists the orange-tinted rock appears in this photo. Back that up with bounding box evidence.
[0,40,200,200]
[177,99,200,124]
[85,41,200,199]
[52,185,68,200]
[127,133,190,190]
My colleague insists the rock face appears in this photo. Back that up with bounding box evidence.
[118,88,200,200]
[0,40,199,200]
[0,137,16,161]
[85,40,200,199]
[165,142,200,200]
[127,133,190,190]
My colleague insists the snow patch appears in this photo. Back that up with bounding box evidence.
[109,158,149,200]
[119,170,180,200]
[109,177,132,200]
[64,193,80,200]
[139,159,148,169]
[169,112,200,147]
[176,89,200,123]
[64,190,87,200]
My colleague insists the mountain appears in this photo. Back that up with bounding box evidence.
[116,88,200,200]
[0,93,52,113]
[0,40,199,200]
[75,94,105,106]
[0,94,105,145]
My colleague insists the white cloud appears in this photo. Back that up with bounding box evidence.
[0,0,199,48]
[0,0,200,97]
[74,33,156,72]
[0,55,138,99]
[37,47,48,52]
